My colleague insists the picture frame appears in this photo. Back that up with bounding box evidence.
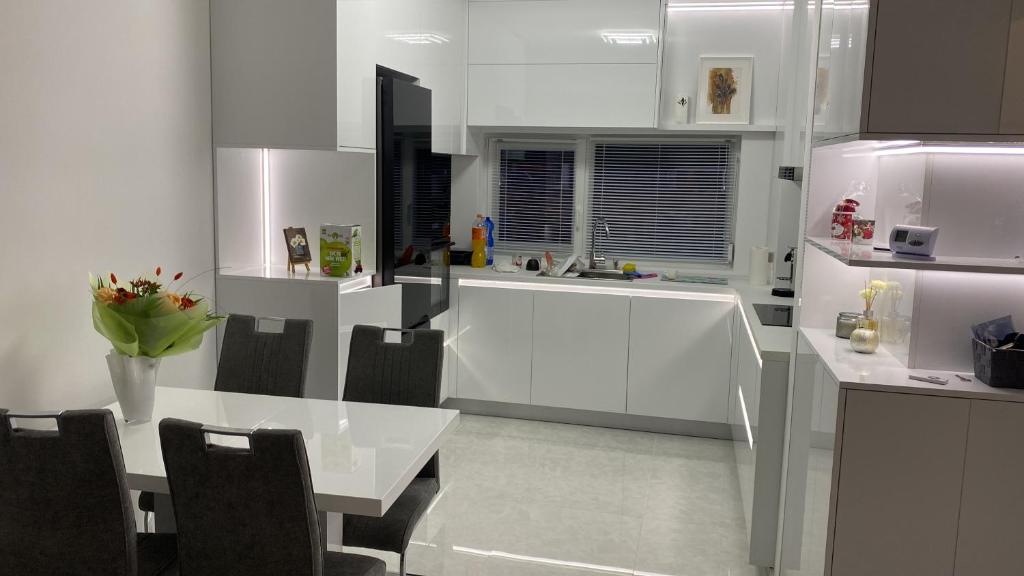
[696,56,753,125]
[283,227,312,273]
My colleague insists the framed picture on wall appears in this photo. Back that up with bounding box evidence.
[696,56,753,124]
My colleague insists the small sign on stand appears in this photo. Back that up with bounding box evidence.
[283,227,312,274]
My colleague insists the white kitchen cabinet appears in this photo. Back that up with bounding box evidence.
[213,0,467,153]
[626,296,734,423]
[468,64,658,128]
[531,291,630,412]
[456,286,534,404]
[468,0,661,65]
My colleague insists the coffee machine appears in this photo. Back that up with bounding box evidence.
[771,246,797,298]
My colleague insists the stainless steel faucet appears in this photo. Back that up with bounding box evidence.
[590,217,611,270]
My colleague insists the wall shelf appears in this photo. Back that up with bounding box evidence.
[805,236,1024,276]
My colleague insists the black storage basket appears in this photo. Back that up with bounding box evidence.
[972,338,1024,388]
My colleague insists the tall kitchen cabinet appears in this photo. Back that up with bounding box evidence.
[210,0,468,154]
[466,0,661,128]
[815,0,1024,140]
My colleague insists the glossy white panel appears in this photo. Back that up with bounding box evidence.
[659,5,784,127]
[417,0,468,154]
[531,291,630,412]
[338,284,403,397]
[468,0,661,65]
[456,286,534,404]
[109,388,460,517]
[626,296,734,422]
[467,63,658,127]
[337,0,380,150]
[430,309,452,402]
[215,148,263,270]
[811,1,871,140]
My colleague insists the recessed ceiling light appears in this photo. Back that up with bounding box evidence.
[386,33,449,45]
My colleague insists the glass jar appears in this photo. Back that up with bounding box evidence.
[850,312,880,354]
[835,312,863,339]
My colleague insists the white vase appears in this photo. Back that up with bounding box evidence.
[106,351,161,423]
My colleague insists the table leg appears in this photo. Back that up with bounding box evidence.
[153,494,177,533]
[318,511,344,552]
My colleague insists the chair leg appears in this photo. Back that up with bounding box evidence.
[143,511,152,533]
[400,552,407,576]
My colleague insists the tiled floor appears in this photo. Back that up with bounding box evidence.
[349,415,755,576]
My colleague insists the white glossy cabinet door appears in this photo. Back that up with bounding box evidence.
[531,291,630,412]
[468,0,661,65]
[626,297,734,423]
[456,286,534,404]
[468,63,658,127]
[418,0,468,154]
[337,0,380,150]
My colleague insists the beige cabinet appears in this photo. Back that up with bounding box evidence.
[829,390,970,576]
[1001,0,1024,134]
[954,400,1024,576]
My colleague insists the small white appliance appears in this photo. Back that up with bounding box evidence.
[889,225,939,258]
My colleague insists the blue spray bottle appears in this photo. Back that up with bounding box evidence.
[484,216,495,266]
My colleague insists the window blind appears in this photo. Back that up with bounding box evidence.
[491,143,576,252]
[590,140,737,264]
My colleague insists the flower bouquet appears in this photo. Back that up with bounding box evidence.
[91,268,224,421]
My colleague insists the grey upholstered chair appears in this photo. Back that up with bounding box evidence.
[158,418,385,576]
[140,313,313,525]
[342,325,445,576]
[0,409,178,576]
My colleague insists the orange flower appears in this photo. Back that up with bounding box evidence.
[164,292,183,309]
[95,287,118,304]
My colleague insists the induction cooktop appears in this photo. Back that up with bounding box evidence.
[753,303,793,328]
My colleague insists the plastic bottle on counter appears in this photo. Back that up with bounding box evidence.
[471,214,487,268]
[484,216,495,266]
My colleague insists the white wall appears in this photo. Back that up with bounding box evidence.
[0,1,216,410]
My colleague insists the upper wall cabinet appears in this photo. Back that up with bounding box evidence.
[467,0,662,128]
[211,0,467,154]
[814,0,1024,141]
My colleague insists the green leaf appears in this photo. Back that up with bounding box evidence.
[92,302,139,357]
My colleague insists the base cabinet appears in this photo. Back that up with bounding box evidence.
[954,400,1024,575]
[531,291,630,412]
[829,390,970,576]
[455,286,534,404]
[626,296,734,422]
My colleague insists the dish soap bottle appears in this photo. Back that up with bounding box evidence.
[484,216,495,266]
[471,214,487,268]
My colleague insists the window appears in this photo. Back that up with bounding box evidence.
[490,141,576,252]
[590,140,737,264]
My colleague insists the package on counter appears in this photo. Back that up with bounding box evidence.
[320,224,362,277]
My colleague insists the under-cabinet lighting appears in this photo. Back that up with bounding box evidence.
[395,275,443,285]
[736,303,764,369]
[738,386,754,450]
[457,278,736,303]
[451,546,675,576]
[667,0,868,11]
[261,148,271,270]
[871,145,1024,157]
[600,31,658,45]
[337,275,373,294]
[386,33,449,44]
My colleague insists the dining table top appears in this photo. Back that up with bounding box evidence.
[106,387,461,517]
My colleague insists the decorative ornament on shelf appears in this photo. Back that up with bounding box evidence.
[90,268,224,422]
[851,280,885,354]
[674,95,690,124]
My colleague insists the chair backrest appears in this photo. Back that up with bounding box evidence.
[215,314,313,398]
[343,325,443,408]
[0,409,138,576]
[159,418,323,576]
[344,325,444,479]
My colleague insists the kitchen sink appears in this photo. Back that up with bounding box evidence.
[576,269,634,281]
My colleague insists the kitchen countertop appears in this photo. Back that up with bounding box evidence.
[451,265,794,362]
[800,326,1024,403]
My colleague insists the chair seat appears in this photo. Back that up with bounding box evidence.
[139,490,155,513]
[342,478,440,554]
[324,551,386,576]
[137,533,178,576]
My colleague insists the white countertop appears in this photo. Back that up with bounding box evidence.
[218,265,374,293]
[108,388,461,517]
[800,326,1024,403]
[452,265,794,361]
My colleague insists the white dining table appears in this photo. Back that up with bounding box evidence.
[107,387,460,534]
